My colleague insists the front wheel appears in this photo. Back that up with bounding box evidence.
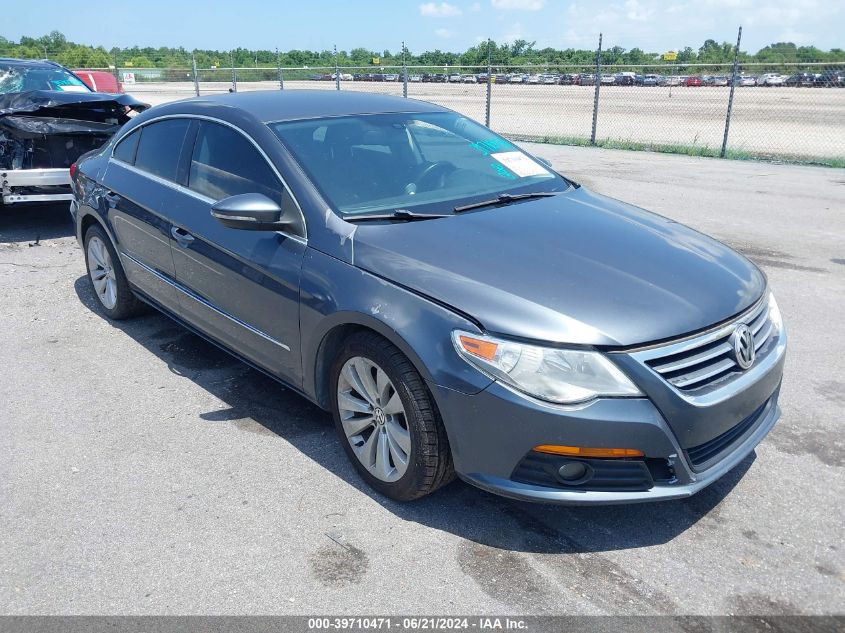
[330,332,455,501]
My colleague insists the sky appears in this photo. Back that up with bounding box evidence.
[4,0,843,53]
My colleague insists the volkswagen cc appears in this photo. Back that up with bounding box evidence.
[70,91,786,504]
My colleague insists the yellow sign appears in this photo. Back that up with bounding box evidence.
[371,57,381,65]
[663,51,677,61]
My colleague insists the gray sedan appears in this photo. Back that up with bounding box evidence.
[70,91,786,504]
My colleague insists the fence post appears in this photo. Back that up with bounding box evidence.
[485,38,493,128]
[590,33,603,145]
[721,26,742,158]
[230,51,237,92]
[335,45,341,90]
[191,53,200,97]
[112,52,120,84]
[402,41,408,98]
[277,48,284,90]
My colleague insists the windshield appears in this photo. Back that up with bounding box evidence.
[0,63,91,94]
[270,111,568,216]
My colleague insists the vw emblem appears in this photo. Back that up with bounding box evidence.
[374,408,386,425]
[730,324,756,370]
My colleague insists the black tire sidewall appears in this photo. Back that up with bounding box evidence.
[329,335,440,501]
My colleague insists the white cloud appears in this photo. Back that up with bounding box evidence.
[776,28,812,44]
[470,2,482,11]
[435,28,455,38]
[491,0,545,10]
[501,21,525,42]
[625,0,655,21]
[419,2,462,17]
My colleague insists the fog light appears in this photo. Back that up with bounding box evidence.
[558,462,588,481]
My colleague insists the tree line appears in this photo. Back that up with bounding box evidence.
[1,31,842,70]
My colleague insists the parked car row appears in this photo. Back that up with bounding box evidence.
[307,69,844,87]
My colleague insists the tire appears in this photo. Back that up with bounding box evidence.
[83,224,145,320]
[330,331,455,501]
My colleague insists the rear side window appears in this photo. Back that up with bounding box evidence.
[134,119,192,182]
[112,129,140,164]
[188,121,282,201]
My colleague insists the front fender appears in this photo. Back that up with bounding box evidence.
[299,248,493,406]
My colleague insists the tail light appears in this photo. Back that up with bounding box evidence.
[69,163,78,179]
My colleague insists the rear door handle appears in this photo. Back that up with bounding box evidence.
[170,226,195,248]
[103,192,120,208]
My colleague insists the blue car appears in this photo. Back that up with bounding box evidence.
[70,91,786,504]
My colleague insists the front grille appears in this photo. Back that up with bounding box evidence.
[644,298,773,392]
[685,399,770,470]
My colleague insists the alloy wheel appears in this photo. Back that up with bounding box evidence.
[336,356,411,482]
[87,236,117,310]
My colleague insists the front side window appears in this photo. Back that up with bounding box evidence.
[188,121,282,202]
[270,111,567,216]
[133,119,192,183]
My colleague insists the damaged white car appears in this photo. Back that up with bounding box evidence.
[0,58,148,207]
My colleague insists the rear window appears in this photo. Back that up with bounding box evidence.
[112,130,140,164]
[133,119,192,183]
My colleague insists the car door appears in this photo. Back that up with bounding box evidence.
[165,119,306,385]
[101,118,193,314]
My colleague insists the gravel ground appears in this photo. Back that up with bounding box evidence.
[0,145,843,615]
[126,81,845,160]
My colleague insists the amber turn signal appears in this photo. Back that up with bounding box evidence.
[533,445,644,458]
[458,334,498,361]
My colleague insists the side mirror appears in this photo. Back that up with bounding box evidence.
[210,193,290,231]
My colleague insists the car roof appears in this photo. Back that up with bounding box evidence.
[175,89,448,123]
[0,57,67,70]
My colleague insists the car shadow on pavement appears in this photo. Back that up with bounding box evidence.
[0,202,75,244]
[74,274,755,555]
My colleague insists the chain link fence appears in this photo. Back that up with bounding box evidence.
[6,50,843,165]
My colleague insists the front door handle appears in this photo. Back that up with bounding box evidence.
[170,226,195,248]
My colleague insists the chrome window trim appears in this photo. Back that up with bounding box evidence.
[110,113,307,242]
[112,160,217,205]
[122,252,291,352]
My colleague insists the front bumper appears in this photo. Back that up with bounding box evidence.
[459,395,779,505]
[1,168,73,205]
[431,325,785,505]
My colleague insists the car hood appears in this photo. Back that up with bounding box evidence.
[0,90,148,117]
[351,187,766,347]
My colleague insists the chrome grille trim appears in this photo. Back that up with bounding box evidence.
[629,296,776,394]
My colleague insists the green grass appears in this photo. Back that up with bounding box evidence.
[507,134,845,168]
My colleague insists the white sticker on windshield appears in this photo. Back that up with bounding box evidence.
[490,151,550,178]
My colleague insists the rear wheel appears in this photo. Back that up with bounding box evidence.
[330,332,454,501]
[83,225,145,320]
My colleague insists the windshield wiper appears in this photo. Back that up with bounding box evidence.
[454,191,560,213]
[342,209,451,222]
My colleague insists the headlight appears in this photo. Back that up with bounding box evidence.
[452,330,642,405]
[768,291,783,332]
